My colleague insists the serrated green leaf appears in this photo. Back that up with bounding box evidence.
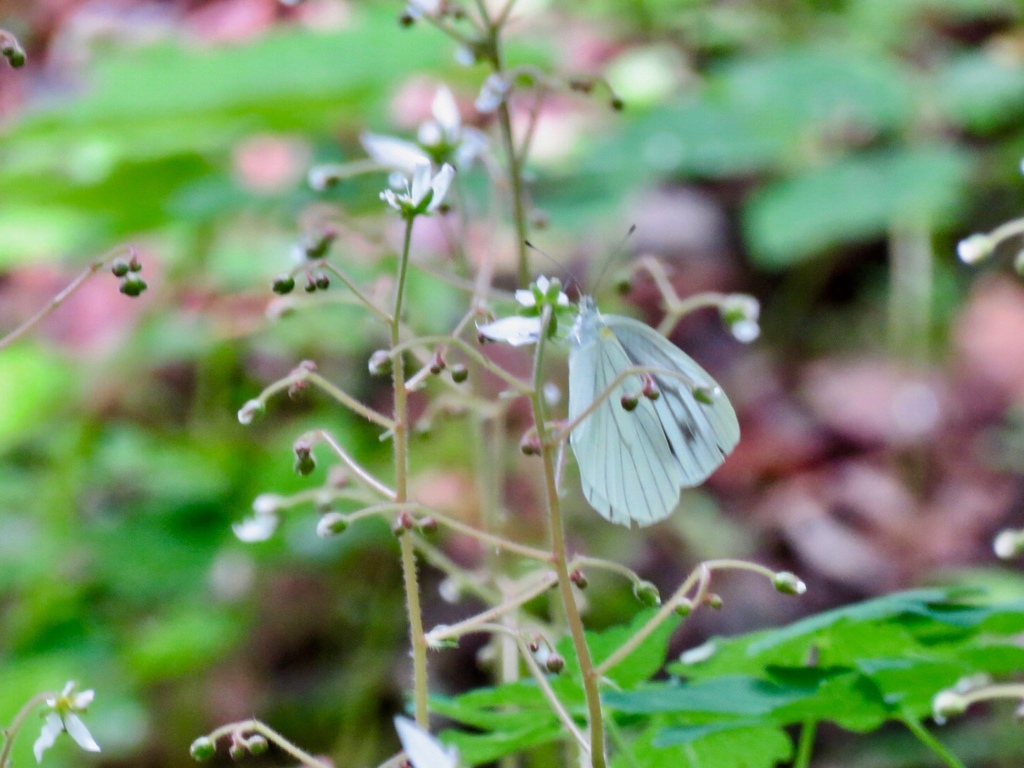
[744,146,971,268]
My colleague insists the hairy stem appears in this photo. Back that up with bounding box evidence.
[0,691,53,768]
[393,216,430,727]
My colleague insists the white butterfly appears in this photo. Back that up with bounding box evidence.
[568,297,740,527]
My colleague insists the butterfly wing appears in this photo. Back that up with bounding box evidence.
[605,314,740,485]
[568,312,738,527]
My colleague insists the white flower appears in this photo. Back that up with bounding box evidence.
[417,86,489,169]
[475,73,511,113]
[361,132,431,178]
[232,513,279,542]
[720,294,761,343]
[380,160,455,216]
[477,315,544,346]
[515,275,569,309]
[957,233,993,264]
[34,683,100,763]
[394,717,458,768]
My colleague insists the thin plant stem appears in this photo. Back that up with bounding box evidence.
[412,537,501,604]
[391,335,532,394]
[303,429,397,499]
[793,720,816,768]
[498,101,530,286]
[204,719,330,768]
[0,248,128,351]
[253,369,395,431]
[392,216,430,728]
[0,691,52,768]
[532,306,607,768]
[317,260,392,325]
[898,713,966,768]
[426,572,557,643]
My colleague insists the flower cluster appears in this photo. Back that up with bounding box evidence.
[477,276,573,346]
[33,683,100,764]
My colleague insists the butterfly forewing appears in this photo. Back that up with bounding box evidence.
[568,300,739,527]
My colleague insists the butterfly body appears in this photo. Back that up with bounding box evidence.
[568,297,739,527]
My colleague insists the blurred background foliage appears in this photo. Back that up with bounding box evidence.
[2,0,1024,765]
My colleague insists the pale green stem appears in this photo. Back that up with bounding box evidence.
[956,683,1024,707]
[571,555,643,585]
[426,573,558,643]
[392,215,430,728]
[0,247,129,351]
[250,369,395,431]
[317,260,392,325]
[204,719,331,768]
[412,537,501,604]
[899,713,966,768]
[532,307,607,768]
[391,335,532,394]
[0,691,53,768]
[475,623,590,754]
[302,429,396,499]
[888,221,932,366]
[792,720,816,768]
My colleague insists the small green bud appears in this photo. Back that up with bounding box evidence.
[228,742,246,761]
[641,375,660,401]
[545,654,565,674]
[418,517,438,535]
[314,272,330,291]
[430,350,446,375]
[614,275,632,295]
[674,599,693,617]
[519,431,541,456]
[399,11,416,26]
[773,571,807,596]
[620,392,639,412]
[704,593,723,610]
[368,350,393,376]
[128,254,143,272]
[570,569,588,589]
[246,735,268,756]
[272,274,295,294]
[111,258,130,277]
[119,275,148,297]
[190,737,217,761]
[317,513,348,538]
[693,387,714,405]
[237,399,265,425]
[633,580,661,606]
[293,442,317,476]
[1,34,26,68]
[610,96,625,111]
[450,363,469,383]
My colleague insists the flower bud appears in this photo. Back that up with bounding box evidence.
[430,349,446,375]
[621,392,640,412]
[614,274,632,295]
[545,654,565,674]
[772,571,807,596]
[641,374,660,401]
[237,399,265,425]
[610,97,625,111]
[704,593,723,610]
[314,272,330,291]
[569,569,588,589]
[519,430,541,456]
[932,690,968,724]
[128,254,143,272]
[228,740,246,761]
[119,275,148,297]
[190,737,217,761]
[111,258,130,277]
[450,363,469,383]
[252,493,284,515]
[633,580,661,606]
[245,735,268,756]
[1,35,26,68]
[674,599,693,617]
[994,528,1024,559]
[368,350,393,376]
[317,512,348,538]
[528,638,540,653]
[693,387,714,405]
[304,274,317,293]
[957,233,993,265]
[567,76,594,94]
[397,510,415,530]
[418,517,438,535]
[293,442,317,476]
[272,274,295,294]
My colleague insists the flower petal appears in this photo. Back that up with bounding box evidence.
[63,714,100,754]
[432,86,460,134]
[394,717,458,768]
[232,514,279,542]
[514,289,536,307]
[71,689,95,709]
[477,316,543,346]
[427,164,455,212]
[34,714,62,763]
[361,132,429,177]
[411,160,433,205]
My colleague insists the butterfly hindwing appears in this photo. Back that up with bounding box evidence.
[568,304,739,527]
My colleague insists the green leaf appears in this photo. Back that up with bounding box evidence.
[604,675,810,716]
[441,722,565,767]
[743,146,972,268]
[619,722,792,768]
[938,51,1024,133]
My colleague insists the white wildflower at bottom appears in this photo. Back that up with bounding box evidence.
[394,717,458,768]
[34,683,100,763]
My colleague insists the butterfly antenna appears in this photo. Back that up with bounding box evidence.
[524,240,579,295]
[591,224,637,294]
